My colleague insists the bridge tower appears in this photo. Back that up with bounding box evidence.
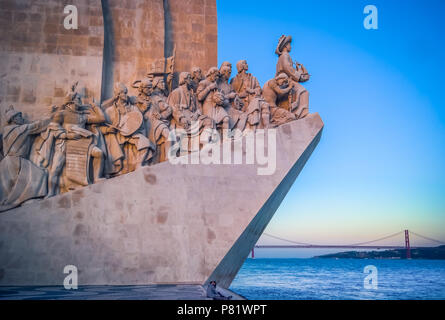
[404,230,411,259]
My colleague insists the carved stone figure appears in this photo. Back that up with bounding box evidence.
[151,76,170,98]
[0,34,318,212]
[217,62,235,99]
[191,66,204,93]
[35,110,81,197]
[103,83,154,176]
[217,63,248,132]
[168,72,214,152]
[197,67,230,138]
[211,91,231,138]
[262,73,297,126]
[0,106,49,212]
[43,87,107,192]
[133,78,154,139]
[244,87,271,130]
[148,77,173,163]
[230,60,261,107]
[219,61,232,76]
[275,35,310,119]
[134,78,153,117]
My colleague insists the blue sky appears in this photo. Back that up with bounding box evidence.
[217,0,445,257]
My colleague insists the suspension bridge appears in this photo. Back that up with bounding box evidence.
[251,229,445,259]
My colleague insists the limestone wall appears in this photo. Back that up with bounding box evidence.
[166,0,218,73]
[0,114,324,286]
[0,0,104,121]
[0,0,217,123]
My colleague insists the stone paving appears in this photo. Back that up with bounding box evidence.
[0,284,243,300]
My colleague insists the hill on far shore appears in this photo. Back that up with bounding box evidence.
[314,245,445,259]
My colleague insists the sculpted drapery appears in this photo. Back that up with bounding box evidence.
[0,110,49,212]
[275,35,310,119]
[0,34,312,212]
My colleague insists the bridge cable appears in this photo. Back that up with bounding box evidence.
[262,233,313,246]
[345,230,405,246]
[409,231,445,244]
[262,230,406,247]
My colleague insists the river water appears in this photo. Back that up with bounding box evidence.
[229,258,445,300]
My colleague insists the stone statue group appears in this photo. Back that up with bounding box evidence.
[0,35,310,212]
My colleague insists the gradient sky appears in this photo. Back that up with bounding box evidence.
[217,0,445,257]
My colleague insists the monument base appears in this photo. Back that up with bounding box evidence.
[0,113,323,288]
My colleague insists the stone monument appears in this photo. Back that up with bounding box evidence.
[0,0,323,292]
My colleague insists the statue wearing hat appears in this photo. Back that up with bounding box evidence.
[0,106,50,212]
[275,35,310,119]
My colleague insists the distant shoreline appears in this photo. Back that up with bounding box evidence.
[313,245,445,260]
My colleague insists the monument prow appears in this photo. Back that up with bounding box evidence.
[0,113,323,287]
